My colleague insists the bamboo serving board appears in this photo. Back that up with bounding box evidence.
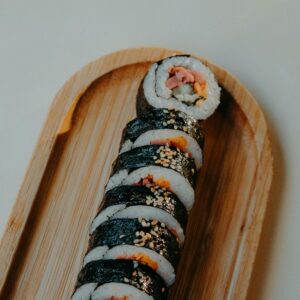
[0,48,273,300]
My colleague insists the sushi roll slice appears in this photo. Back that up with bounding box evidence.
[137,55,221,120]
[72,259,167,300]
[90,185,188,245]
[88,218,180,286]
[106,145,197,210]
[120,108,204,169]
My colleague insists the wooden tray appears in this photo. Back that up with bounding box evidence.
[0,48,273,299]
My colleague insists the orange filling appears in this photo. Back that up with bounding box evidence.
[117,253,158,271]
[150,136,188,152]
[106,297,129,300]
[166,66,207,98]
[154,177,170,189]
[169,228,178,237]
[134,175,171,190]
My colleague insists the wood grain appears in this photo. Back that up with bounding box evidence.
[0,48,273,300]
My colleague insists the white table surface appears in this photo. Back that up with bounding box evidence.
[0,1,299,299]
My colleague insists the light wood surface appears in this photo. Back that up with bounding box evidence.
[0,48,273,299]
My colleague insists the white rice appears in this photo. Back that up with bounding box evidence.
[71,283,97,300]
[91,282,153,300]
[143,56,221,120]
[83,246,109,267]
[90,204,126,234]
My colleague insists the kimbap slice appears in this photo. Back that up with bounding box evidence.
[137,55,221,120]
[106,145,197,210]
[72,259,167,300]
[88,218,180,286]
[90,185,188,245]
[120,109,204,169]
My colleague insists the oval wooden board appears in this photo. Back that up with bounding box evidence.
[0,48,273,300]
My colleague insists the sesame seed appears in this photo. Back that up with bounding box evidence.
[160,250,164,255]
[151,220,158,225]
[163,122,167,126]
[135,241,145,247]
[161,222,166,227]
[149,242,154,248]
[134,239,140,243]
[124,277,129,283]
[171,165,176,169]
[120,234,125,238]
[174,125,178,129]
[162,288,166,292]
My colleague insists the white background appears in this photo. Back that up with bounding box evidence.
[0,1,299,299]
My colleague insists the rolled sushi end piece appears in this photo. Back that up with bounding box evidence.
[74,260,167,300]
[137,55,221,120]
[91,282,154,300]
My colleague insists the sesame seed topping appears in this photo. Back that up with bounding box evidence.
[135,241,145,247]
[124,277,129,283]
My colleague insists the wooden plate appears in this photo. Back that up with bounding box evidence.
[0,48,273,299]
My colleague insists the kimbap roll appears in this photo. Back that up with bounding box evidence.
[106,145,197,210]
[120,108,204,169]
[137,55,221,120]
[90,185,188,245]
[72,259,167,300]
[88,218,180,286]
